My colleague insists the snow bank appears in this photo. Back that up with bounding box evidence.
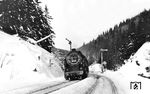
[89,63,104,74]
[0,31,64,92]
[103,42,150,94]
[103,69,150,94]
[117,42,150,77]
[129,42,150,76]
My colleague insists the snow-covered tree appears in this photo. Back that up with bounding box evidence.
[0,0,55,52]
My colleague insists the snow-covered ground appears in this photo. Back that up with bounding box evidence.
[0,31,65,93]
[89,63,102,73]
[89,42,150,94]
[102,42,150,94]
[49,77,97,94]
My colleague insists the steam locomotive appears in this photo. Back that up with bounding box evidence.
[64,49,89,80]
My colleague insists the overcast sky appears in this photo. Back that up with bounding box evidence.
[41,0,150,50]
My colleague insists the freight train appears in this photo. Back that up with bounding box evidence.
[64,49,89,80]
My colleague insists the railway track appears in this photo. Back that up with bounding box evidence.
[88,75,118,94]
[85,77,99,94]
[49,74,118,94]
[45,75,118,94]
[28,81,79,94]
[1,80,79,94]
[2,74,118,94]
[49,76,98,94]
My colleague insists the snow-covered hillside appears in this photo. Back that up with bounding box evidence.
[0,31,64,92]
[103,42,150,94]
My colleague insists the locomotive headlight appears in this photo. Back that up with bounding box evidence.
[79,67,83,70]
[79,71,83,74]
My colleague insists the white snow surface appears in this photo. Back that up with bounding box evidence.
[89,63,102,73]
[50,77,97,94]
[0,31,64,93]
[102,42,150,94]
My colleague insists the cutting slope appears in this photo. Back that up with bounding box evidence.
[0,31,64,83]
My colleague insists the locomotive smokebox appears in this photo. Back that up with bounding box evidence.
[64,49,89,80]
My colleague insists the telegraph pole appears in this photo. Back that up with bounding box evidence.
[66,38,72,50]
[100,48,108,63]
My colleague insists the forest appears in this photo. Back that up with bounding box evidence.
[0,0,54,52]
[79,9,150,70]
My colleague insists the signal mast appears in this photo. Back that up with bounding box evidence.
[66,38,72,51]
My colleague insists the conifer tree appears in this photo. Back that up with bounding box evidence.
[0,0,54,52]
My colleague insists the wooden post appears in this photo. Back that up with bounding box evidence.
[100,49,108,63]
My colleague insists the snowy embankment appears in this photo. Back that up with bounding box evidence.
[0,31,64,93]
[103,42,150,94]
